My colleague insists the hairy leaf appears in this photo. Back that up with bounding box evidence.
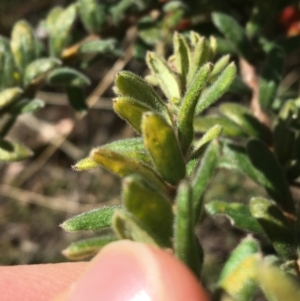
[146,51,181,102]
[196,63,236,115]
[61,206,120,232]
[206,201,264,234]
[62,236,116,260]
[112,209,160,246]
[142,112,186,185]
[178,63,212,153]
[122,175,173,247]
[250,197,296,259]
[174,180,202,277]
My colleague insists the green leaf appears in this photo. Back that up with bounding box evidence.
[220,103,269,141]
[274,120,295,165]
[101,137,151,165]
[49,4,77,57]
[247,139,294,214]
[205,201,264,234]
[259,261,300,301]
[47,67,90,87]
[259,45,284,109]
[194,115,246,137]
[8,98,44,115]
[112,209,160,246]
[122,175,173,247]
[187,36,210,86]
[78,0,105,33]
[192,124,222,159]
[45,6,63,33]
[0,87,23,109]
[212,12,253,61]
[0,36,18,90]
[66,86,87,112]
[177,63,212,153]
[62,236,116,260]
[195,63,236,115]
[23,58,61,87]
[220,142,266,183]
[115,71,168,118]
[174,180,202,278]
[113,97,152,134]
[0,139,33,162]
[72,157,99,171]
[250,197,296,259]
[61,206,120,232]
[146,51,181,102]
[173,32,191,85]
[10,20,36,71]
[80,39,120,56]
[191,141,219,223]
[217,236,259,301]
[209,54,230,81]
[91,147,168,194]
[142,112,186,186]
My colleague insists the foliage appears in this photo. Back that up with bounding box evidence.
[2,0,300,300]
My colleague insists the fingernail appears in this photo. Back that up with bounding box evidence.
[66,240,160,301]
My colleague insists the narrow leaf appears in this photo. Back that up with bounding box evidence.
[62,236,116,260]
[220,102,269,141]
[192,124,222,159]
[247,139,294,214]
[45,6,63,33]
[209,54,230,81]
[100,137,151,165]
[142,112,186,186]
[206,201,264,234]
[0,87,23,109]
[194,115,246,137]
[217,236,259,301]
[187,36,210,86]
[91,147,168,194]
[250,197,296,259]
[173,32,191,85]
[8,98,44,115]
[174,180,202,278]
[196,63,236,115]
[49,4,77,57]
[146,51,181,102]
[259,45,284,109]
[113,97,151,134]
[72,157,99,171]
[0,139,33,162]
[192,141,219,223]
[122,175,173,247]
[10,20,36,70]
[259,261,300,301]
[80,39,121,56]
[78,0,105,33]
[23,58,61,86]
[61,206,120,232]
[0,36,18,89]
[177,63,212,153]
[212,12,253,61]
[47,67,90,87]
[112,209,160,246]
[115,71,168,118]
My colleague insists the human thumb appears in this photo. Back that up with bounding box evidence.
[52,240,209,301]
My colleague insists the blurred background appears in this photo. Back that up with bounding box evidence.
[0,1,283,284]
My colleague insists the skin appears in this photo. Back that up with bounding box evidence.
[0,240,210,301]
